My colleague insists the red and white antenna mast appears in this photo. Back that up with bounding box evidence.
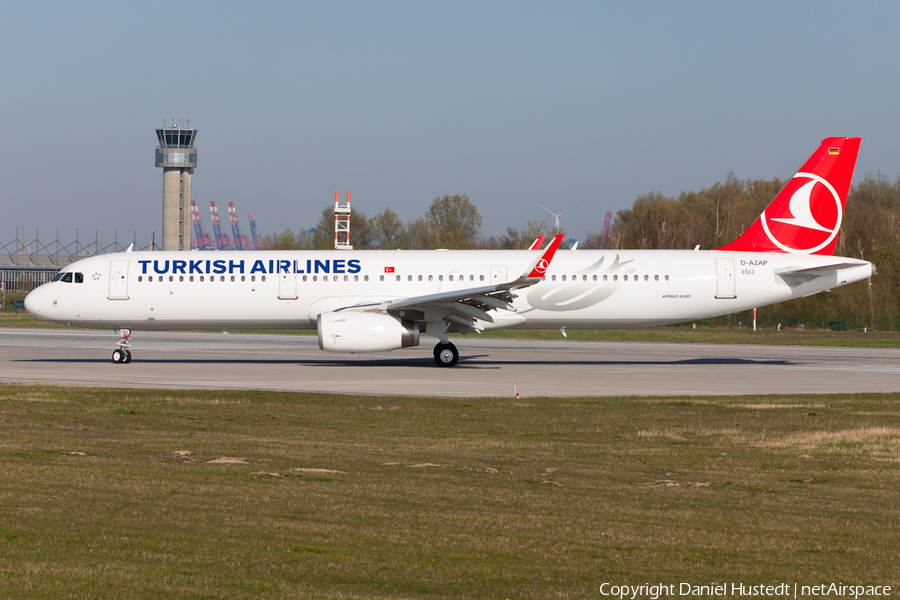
[334,191,352,250]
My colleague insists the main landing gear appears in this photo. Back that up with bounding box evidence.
[112,329,132,364]
[433,342,459,367]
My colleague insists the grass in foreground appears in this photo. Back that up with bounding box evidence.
[0,385,898,598]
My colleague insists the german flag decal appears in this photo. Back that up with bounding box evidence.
[828,147,840,155]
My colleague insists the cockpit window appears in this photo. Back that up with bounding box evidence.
[51,272,65,282]
[60,272,73,283]
[74,273,84,283]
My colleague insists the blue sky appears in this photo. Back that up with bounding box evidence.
[1,1,898,246]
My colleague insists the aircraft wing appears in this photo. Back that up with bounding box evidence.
[339,234,564,330]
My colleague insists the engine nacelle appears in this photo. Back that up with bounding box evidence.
[317,311,420,353]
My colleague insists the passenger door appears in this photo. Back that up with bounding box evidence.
[108,260,129,300]
[715,258,736,299]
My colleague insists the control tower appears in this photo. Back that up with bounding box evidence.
[155,124,197,251]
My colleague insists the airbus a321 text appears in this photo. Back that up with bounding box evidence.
[25,137,873,367]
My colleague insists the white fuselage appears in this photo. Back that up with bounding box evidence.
[24,248,873,332]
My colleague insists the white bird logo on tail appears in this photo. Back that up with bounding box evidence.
[770,180,831,232]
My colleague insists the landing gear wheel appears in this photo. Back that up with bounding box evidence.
[434,342,459,367]
[113,328,132,365]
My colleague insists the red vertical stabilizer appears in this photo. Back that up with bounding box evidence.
[716,137,861,255]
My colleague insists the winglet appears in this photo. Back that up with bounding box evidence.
[526,233,564,278]
[528,236,546,251]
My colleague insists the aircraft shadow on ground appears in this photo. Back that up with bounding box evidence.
[16,356,792,368]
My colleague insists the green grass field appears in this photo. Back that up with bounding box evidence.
[1,384,898,598]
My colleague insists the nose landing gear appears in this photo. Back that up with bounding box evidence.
[112,329,132,364]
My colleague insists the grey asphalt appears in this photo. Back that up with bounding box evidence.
[2,328,900,397]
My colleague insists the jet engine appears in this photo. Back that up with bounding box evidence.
[317,311,420,353]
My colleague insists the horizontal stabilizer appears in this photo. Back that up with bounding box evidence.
[776,263,867,278]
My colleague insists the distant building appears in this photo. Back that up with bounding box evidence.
[155,125,197,251]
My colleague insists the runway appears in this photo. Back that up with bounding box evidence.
[2,327,900,397]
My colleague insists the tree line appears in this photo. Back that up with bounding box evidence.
[265,194,556,251]
[265,174,900,329]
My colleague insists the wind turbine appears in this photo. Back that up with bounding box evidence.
[536,202,570,235]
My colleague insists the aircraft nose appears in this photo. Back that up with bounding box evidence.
[24,286,47,316]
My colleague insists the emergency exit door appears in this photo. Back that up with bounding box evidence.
[279,273,298,299]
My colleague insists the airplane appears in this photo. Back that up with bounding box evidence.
[25,137,873,367]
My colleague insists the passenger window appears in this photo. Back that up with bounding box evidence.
[313,275,318,281]
[480,275,484,281]
[623,275,628,281]
[470,275,474,281]
[379,275,384,281]
[593,275,597,281]
[364,275,368,281]
[665,275,669,281]
[230,276,235,282]
[428,275,433,281]
[396,275,401,281]
[418,275,423,281]
[562,275,567,281]
[302,275,307,281]
[354,275,358,281]
[169,276,174,282]
[583,275,587,281]
[438,275,443,281]
[138,276,143,282]
[261,275,266,282]
[408,275,413,281]
[551,275,556,281]
[179,275,184,282]
[449,275,454,281]
[189,276,194,282]
[344,275,348,281]
[200,276,204,282]
[613,275,618,281]
[644,275,649,281]
[147,275,153,282]
[220,276,225,282]
[251,276,256,282]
